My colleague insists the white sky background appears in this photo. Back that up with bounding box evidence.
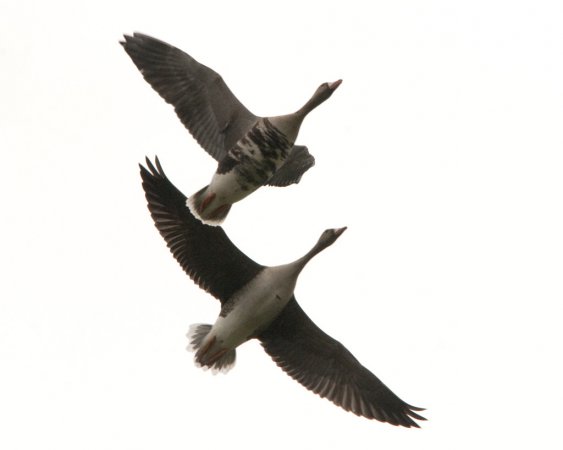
[1,0,562,448]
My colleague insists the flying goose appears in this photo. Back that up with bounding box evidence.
[139,157,425,428]
[122,33,341,225]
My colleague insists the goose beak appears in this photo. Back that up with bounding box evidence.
[328,79,342,90]
[334,226,347,237]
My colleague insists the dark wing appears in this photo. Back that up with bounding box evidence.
[122,33,258,161]
[139,157,264,303]
[258,298,426,427]
[266,145,315,187]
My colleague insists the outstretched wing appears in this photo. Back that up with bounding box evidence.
[259,298,426,427]
[123,33,258,161]
[139,157,264,303]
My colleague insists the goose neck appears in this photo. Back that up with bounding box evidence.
[294,242,327,270]
[296,91,328,117]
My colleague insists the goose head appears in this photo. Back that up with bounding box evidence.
[304,226,347,262]
[298,79,343,117]
[317,226,347,249]
[268,79,342,143]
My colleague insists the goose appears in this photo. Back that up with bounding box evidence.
[122,33,341,225]
[139,157,425,427]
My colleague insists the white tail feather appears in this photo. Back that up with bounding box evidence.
[186,324,236,374]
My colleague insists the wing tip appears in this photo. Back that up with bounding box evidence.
[139,155,164,176]
[397,403,427,428]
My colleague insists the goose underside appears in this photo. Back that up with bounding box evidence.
[218,118,293,188]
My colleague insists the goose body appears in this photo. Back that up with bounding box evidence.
[122,33,341,225]
[190,228,345,370]
[140,157,425,428]
[191,263,305,369]
[188,117,295,224]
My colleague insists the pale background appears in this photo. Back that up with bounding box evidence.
[1,1,562,448]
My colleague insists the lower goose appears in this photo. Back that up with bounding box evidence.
[139,157,425,427]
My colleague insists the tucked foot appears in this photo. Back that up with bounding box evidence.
[186,324,237,374]
[187,186,232,226]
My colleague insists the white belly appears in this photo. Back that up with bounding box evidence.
[208,171,258,203]
[209,266,298,350]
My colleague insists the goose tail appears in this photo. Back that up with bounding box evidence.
[186,324,236,374]
[186,185,232,226]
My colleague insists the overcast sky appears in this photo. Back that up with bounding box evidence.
[1,0,562,449]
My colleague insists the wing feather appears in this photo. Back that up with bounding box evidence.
[259,298,425,427]
[123,33,257,161]
[139,157,264,303]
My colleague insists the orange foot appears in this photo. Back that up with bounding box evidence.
[209,204,230,221]
[207,348,229,365]
[199,192,216,213]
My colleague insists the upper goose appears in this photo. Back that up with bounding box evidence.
[139,157,425,428]
[122,33,341,225]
